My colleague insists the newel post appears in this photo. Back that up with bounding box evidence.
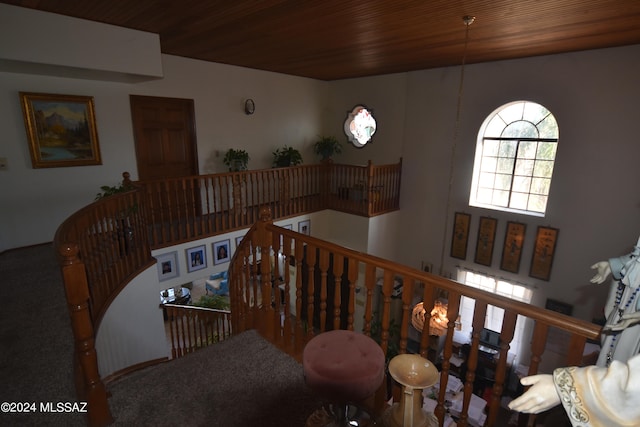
[58,243,113,427]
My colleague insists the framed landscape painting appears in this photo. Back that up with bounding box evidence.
[20,92,102,168]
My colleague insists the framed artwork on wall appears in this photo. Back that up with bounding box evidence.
[213,239,231,265]
[450,212,471,260]
[298,219,310,235]
[156,251,179,281]
[500,221,527,273]
[20,92,102,168]
[545,298,573,316]
[474,217,497,266]
[186,245,207,273]
[530,226,559,281]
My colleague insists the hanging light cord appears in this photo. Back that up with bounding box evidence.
[438,16,475,276]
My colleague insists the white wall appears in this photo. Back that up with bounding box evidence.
[326,44,640,323]
[96,267,167,377]
[0,19,327,252]
[3,6,640,328]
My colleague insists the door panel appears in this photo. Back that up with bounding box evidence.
[130,95,200,221]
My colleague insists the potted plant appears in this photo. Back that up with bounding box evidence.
[313,135,342,161]
[272,145,303,167]
[192,294,230,310]
[223,148,250,171]
[95,181,134,200]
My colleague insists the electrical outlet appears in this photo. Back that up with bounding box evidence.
[0,157,7,170]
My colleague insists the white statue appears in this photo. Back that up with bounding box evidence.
[509,236,640,426]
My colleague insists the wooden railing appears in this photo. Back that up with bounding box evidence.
[228,211,602,427]
[53,159,602,427]
[164,305,232,359]
[135,160,403,248]
[53,160,401,426]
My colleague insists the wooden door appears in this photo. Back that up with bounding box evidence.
[130,95,199,180]
[130,95,200,220]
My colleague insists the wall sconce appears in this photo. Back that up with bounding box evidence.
[411,299,461,336]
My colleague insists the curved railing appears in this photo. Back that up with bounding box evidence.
[53,158,602,427]
[53,161,402,426]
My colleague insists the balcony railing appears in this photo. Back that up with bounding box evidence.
[53,159,603,427]
[135,159,402,248]
[53,160,401,425]
[229,214,601,427]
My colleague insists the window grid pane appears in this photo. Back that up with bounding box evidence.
[471,101,558,216]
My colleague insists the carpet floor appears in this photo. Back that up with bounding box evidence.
[0,244,321,426]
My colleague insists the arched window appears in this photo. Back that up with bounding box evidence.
[469,101,559,216]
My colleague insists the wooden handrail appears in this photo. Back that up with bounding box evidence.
[53,161,401,426]
[53,159,602,427]
[229,210,602,426]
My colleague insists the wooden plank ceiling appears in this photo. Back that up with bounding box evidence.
[3,0,640,80]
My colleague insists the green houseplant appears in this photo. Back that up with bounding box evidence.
[272,145,303,167]
[192,294,230,310]
[223,148,250,171]
[313,135,342,161]
[95,181,134,200]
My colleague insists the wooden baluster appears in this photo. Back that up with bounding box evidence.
[58,243,113,427]
[294,239,305,353]
[167,306,177,359]
[397,277,412,356]
[332,253,344,330]
[566,333,587,366]
[516,321,549,427]
[202,176,212,235]
[434,293,460,426]
[347,258,358,331]
[281,235,292,351]
[305,244,317,337]
[188,309,196,353]
[417,286,435,359]
[458,301,488,427]
[318,248,329,332]
[528,322,549,376]
[232,174,242,228]
[368,165,375,214]
[487,310,516,426]
[363,263,376,335]
[380,270,394,356]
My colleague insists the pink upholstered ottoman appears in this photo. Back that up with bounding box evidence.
[303,330,385,403]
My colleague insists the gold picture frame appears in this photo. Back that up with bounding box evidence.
[530,226,559,281]
[20,92,102,168]
[450,212,471,260]
[474,217,497,266]
[500,221,527,273]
